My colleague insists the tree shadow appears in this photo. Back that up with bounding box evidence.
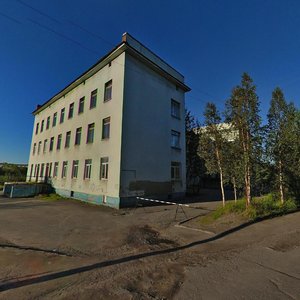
[0,216,266,292]
[1,210,298,292]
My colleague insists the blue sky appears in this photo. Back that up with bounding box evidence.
[1,0,299,163]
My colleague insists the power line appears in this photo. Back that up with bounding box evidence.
[15,0,61,24]
[0,11,22,24]
[67,21,114,47]
[28,18,100,55]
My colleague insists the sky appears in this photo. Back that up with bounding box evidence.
[0,0,300,163]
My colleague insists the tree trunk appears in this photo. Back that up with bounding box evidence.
[245,165,251,206]
[216,148,225,207]
[278,159,284,204]
[232,177,237,203]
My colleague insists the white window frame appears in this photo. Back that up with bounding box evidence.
[90,89,97,109]
[62,161,68,178]
[100,157,109,180]
[171,162,181,181]
[102,117,110,139]
[171,99,180,119]
[171,130,180,149]
[72,160,79,179]
[104,80,112,102]
[84,159,92,179]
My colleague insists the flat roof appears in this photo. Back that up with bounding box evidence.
[33,33,190,115]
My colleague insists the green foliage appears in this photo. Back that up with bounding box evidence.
[201,194,298,224]
[225,73,262,205]
[38,193,63,201]
[185,110,206,193]
[0,163,27,184]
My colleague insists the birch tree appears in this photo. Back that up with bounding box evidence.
[226,73,261,206]
[266,87,289,203]
[200,103,227,207]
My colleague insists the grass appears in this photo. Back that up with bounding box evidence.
[200,194,298,225]
[38,193,63,201]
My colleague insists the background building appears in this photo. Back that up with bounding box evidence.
[27,33,190,208]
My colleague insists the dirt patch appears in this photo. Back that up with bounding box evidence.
[269,231,300,252]
[126,225,179,249]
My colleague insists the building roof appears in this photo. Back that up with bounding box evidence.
[33,33,191,115]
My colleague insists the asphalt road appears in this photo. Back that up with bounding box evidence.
[0,196,299,299]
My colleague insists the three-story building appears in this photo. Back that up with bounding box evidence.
[27,33,190,208]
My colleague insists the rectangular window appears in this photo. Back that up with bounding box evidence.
[57,134,62,150]
[84,159,92,179]
[102,117,110,139]
[100,157,109,180]
[87,123,95,143]
[171,162,181,180]
[53,162,59,178]
[171,130,180,148]
[41,120,44,132]
[46,116,50,129]
[38,141,42,154]
[68,102,74,119]
[90,89,97,109]
[40,163,44,178]
[72,160,79,179]
[35,123,39,134]
[75,127,82,145]
[60,108,65,123]
[65,131,71,148]
[104,80,112,102]
[49,137,54,151]
[78,97,85,114]
[52,112,57,127]
[62,161,68,178]
[49,163,52,178]
[171,99,180,119]
[43,139,47,153]
[29,164,33,179]
[33,143,36,155]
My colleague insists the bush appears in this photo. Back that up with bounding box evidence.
[201,194,298,224]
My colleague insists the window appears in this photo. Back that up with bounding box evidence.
[65,131,71,148]
[33,143,36,155]
[104,80,112,101]
[49,137,54,151]
[72,160,79,179]
[62,161,68,178]
[60,108,65,123]
[75,127,82,145]
[41,120,44,132]
[43,139,47,153]
[49,163,52,178]
[46,116,50,130]
[29,164,33,180]
[38,141,42,154]
[171,99,180,119]
[171,130,180,148]
[68,102,74,119]
[35,123,39,134]
[87,123,95,143]
[35,164,40,179]
[40,163,45,178]
[171,162,181,180]
[100,157,109,180]
[102,117,110,139]
[52,112,57,127]
[78,97,85,114]
[90,89,97,109]
[57,134,62,150]
[84,159,92,179]
[53,162,59,177]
